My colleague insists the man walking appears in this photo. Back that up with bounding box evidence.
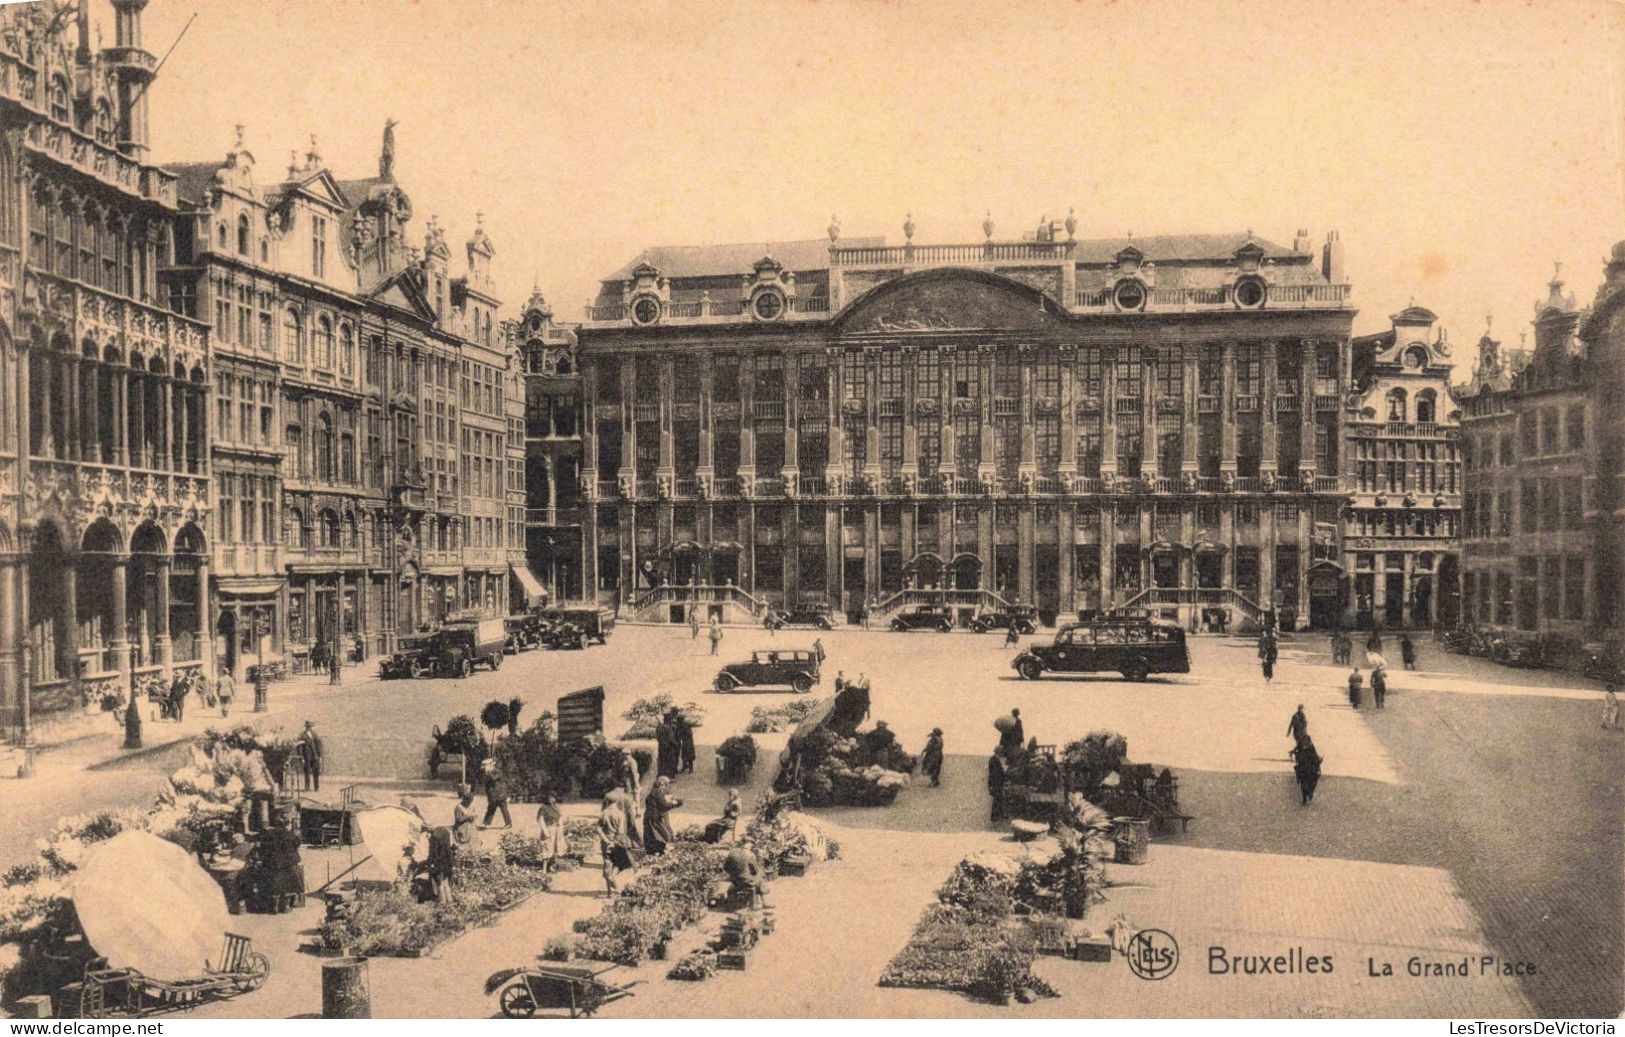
[689,610,700,639]
[987,751,1007,822]
[921,728,944,787]
[297,720,323,791]
[215,669,236,718]
[708,620,723,656]
[1371,666,1387,710]
[481,759,513,829]
[1400,635,1417,671]
[813,637,826,666]
[1346,666,1363,710]
[1287,704,1308,743]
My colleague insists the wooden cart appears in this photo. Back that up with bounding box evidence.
[66,934,269,1017]
[485,962,637,1019]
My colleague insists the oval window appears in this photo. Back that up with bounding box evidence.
[753,291,785,321]
[1234,277,1266,308]
[631,297,661,326]
[1113,279,1146,312]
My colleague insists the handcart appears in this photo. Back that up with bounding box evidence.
[484,961,638,1018]
[70,934,268,1017]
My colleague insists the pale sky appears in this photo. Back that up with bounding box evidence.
[130,0,1625,368]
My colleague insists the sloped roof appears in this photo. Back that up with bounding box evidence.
[602,238,885,282]
[1067,232,1298,265]
[167,161,224,206]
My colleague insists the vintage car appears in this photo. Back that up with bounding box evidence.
[714,649,822,693]
[969,604,1039,635]
[436,617,509,676]
[889,604,955,633]
[542,605,616,650]
[763,603,838,630]
[504,613,550,653]
[379,632,439,680]
[1012,618,1191,682]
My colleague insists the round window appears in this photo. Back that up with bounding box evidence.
[1234,277,1266,308]
[631,296,661,326]
[753,291,785,321]
[1113,279,1147,312]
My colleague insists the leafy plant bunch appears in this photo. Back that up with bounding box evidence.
[716,734,757,766]
[1060,731,1129,790]
[571,842,726,966]
[621,695,705,741]
[745,698,824,733]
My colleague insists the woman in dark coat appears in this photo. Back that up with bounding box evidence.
[920,728,944,787]
[654,716,679,779]
[675,711,696,774]
[1290,735,1323,805]
[642,776,683,855]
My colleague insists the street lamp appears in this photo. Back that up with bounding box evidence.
[16,634,34,778]
[252,612,268,712]
[122,639,143,750]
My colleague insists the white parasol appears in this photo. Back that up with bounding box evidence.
[350,805,427,884]
[71,831,229,982]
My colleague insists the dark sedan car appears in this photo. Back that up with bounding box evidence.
[970,604,1039,635]
[889,605,955,632]
[714,649,822,693]
[764,604,838,631]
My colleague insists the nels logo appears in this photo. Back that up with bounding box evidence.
[1126,929,1180,981]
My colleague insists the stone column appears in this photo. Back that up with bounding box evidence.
[1017,504,1035,602]
[977,346,994,484]
[1057,505,1075,612]
[698,355,715,474]
[0,556,18,726]
[154,557,172,675]
[658,358,675,479]
[581,362,599,480]
[62,557,79,699]
[1100,504,1115,609]
[618,360,635,485]
[901,347,917,474]
[1182,343,1199,477]
[1298,507,1313,623]
[38,355,54,458]
[1260,508,1276,611]
[825,349,844,485]
[976,504,994,591]
[1221,341,1237,474]
[1018,347,1037,476]
[938,347,956,478]
[1220,502,1236,590]
[784,353,799,477]
[863,349,880,481]
[196,556,212,680]
[739,353,756,482]
[66,356,81,461]
[824,506,841,603]
[1260,340,1278,474]
[110,556,130,694]
[129,373,144,468]
[1300,341,1318,478]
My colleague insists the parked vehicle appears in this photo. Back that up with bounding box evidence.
[541,604,615,650]
[970,604,1038,635]
[380,632,439,680]
[436,617,509,677]
[1012,618,1191,682]
[764,603,838,631]
[504,613,549,653]
[1584,642,1625,684]
[890,604,954,633]
[714,648,822,693]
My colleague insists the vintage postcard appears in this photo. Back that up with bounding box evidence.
[0,0,1620,1023]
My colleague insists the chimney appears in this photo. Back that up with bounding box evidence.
[1321,230,1344,284]
[1293,228,1310,253]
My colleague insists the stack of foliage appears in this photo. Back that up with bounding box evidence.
[571,842,725,966]
[780,727,911,807]
[1003,748,1061,793]
[620,694,705,741]
[715,734,757,778]
[879,853,1057,1005]
[1060,731,1129,792]
[318,851,552,957]
[0,725,289,1006]
[441,710,651,802]
[431,714,489,776]
[1011,829,1109,920]
[667,948,718,981]
[745,698,824,733]
[744,806,839,867]
[487,712,559,803]
[480,697,526,739]
[563,818,600,860]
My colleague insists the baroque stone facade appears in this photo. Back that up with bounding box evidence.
[576,220,1357,631]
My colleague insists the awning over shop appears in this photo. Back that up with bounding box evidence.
[216,579,285,596]
[510,564,548,607]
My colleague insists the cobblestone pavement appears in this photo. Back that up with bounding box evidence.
[9,625,1620,1017]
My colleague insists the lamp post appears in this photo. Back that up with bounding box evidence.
[252,612,268,712]
[16,635,34,778]
[122,640,143,750]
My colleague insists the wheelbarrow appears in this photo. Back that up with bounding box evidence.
[484,962,639,1018]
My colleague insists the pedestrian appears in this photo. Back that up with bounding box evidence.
[723,837,765,907]
[1347,666,1363,710]
[481,759,513,829]
[452,786,478,845]
[996,708,1024,753]
[1260,652,1274,684]
[833,671,847,695]
[1287,704,1308,743]
[297,719,323,790]
[1400,635,1417,671]
[708,620,722,656]
[1004,623,1020,649]
[534,793,563,874]
[215,670,235,718]
[676,709,696,774]
[689,610,700,639]
[921,728,944,787]
[654,713,678,779]
[1603,684,1620,731]
[597,793,634,896]
[1371,666,1387,710]
[813,637,825,666]
[1290,734,1323,805]
[169,672,188,722]
[642,775,682,855]
[987,751,1007,822]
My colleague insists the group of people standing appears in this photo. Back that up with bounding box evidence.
[654,708,697,778]
[985,707,1027,821]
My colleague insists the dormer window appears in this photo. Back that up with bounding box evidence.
[312,215,327,277]
[752,289,786,322]
[1233,275,1266,309]
[1112,279,1147,312]
[630,295,661,326]
[237,214,251,256]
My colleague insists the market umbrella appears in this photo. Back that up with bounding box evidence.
[350,805,427,884]
[71,831,229,982]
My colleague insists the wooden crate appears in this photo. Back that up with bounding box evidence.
[716,949,749,971]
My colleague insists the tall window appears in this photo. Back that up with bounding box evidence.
[1077,346,1103,399]
[1116,346,1142,399]
[1035,353,1060,401]
[55,198,75,278]
[237,214,251,256]
[237,285,252,345]
[916,348,938,403]
[953,352,980,400]
[315,413,334,482]
[1156,353,1182,400]
[339,323,355,377]
[878,352,903,399]
[841,352,865,402]
[1199,344,1223,397]
[1117,426,1143,477]
[1236,343,1262,395]
[917,416,940,475]
[284,308,304,363]
[1077,423,1102,477]
[316,316,334,369]
[311,215,327,277]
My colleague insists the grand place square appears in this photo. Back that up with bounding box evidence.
[0,0,1621,1024]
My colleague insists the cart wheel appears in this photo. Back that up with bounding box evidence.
[236,952,270,992]
[937,620,952,633]
[499,982,537,1019]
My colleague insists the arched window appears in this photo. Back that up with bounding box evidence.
[338,322,355,377]
[315,316,334,369]
[1386,388,1407,422]
[80,210,97,278]
[259,237,269,263]
[237,214,251,256]
[1415,390,1437,425]
[94,101,115,145]
[102,215,120,292]
[48,77,69,123]
[55,197,76,277]
[339,432,355,482]
[319,510,340,548]
[314,412,333,482]
[284,307,303,362]
[288,507,307,547]
[345,511,359,548]
[216,222,228,250]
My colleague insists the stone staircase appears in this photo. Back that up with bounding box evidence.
[1120,586,1266,629]
[629,584,767,624]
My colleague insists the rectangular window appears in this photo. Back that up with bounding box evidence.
[311,215,327,277]
[1236,343,1262,396]
[1156,354,1182,400]
[1077,346,1103,399]
[1567,406,1586,451]
[1199,344,1223,397]
[1117,426,1143,478]
[954,411,980,474]
[877,352,903,399]
[1565,556,1586,621]
[1036,416,1059,476]
[1116,346,1142,399]
[916,417,940,475]
[1521,480,1538,534]
[1035,354,1060,400]
[1544,557,1563,619]
[879,415,904,477]
[1077,424,1102,477]
[1540,407,1558,454]
[953,352,981,400]
[841,352,865,402]
[1497,491,1512,537]
[915,348,938,403]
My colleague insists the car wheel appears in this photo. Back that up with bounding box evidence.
[792,674,813,694]
[815,618,831,630]
[1017,622,1035,635]
[1123,660,1149,682]
[972,622,987,634]
[1018,658,1043,681]
[714,674,736,693]
[937,620,952,633]
[891,620,907,632]
[459,658,473,680]
[491,653,502,671]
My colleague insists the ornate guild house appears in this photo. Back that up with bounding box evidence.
[577,216,1358,631]
[0,0,212,730]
